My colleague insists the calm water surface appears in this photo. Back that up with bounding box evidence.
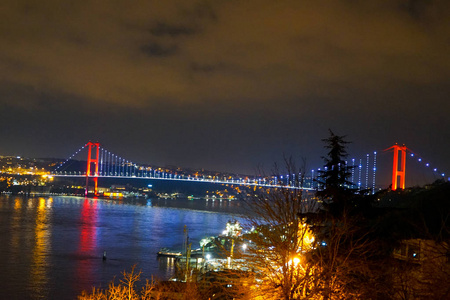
[0,195,244,299]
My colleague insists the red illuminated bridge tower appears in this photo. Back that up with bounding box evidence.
[85,142,100,196]
[386,144,408,191]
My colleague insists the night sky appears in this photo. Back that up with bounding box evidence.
[1,1,449,186]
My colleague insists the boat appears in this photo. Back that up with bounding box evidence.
[157,248,182,257]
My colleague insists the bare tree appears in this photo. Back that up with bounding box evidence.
[239,141,388,299]
[78,265,203,300]
[241,159,322,299]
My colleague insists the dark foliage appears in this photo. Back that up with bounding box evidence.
[316,130,358,215]
[375,180,450,242]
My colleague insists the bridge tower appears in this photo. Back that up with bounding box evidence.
[85,142,100,196]
[386,144,407,191]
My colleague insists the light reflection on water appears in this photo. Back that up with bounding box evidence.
[0,196,244,299]
[30,198,51,298]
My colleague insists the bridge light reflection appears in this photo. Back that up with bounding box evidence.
[31,198,52,295]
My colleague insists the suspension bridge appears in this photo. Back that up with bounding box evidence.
[50,142,448,196]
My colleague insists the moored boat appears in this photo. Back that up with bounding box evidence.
[157,247,182,257]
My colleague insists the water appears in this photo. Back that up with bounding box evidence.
[0,195,245,299]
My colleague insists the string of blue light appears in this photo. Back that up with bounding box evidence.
[53,144,87,171]
[53,144,447,189]
[409,152,446,179]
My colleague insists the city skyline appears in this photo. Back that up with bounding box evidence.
[1,1,449,182]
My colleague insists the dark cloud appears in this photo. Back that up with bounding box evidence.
[182,1,218,21]
[140,42,179,57]
[1,0,449,105]
[150,22,198,37]
[400,0,435,20]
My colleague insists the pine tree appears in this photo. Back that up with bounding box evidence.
[316,129,356,211]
